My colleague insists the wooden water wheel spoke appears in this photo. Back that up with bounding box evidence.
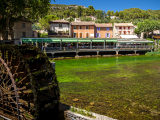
[0,45,60,120]
[0,56,21,119]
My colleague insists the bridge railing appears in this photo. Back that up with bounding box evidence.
[44,45,153,52]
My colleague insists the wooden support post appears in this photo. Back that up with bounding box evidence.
[60,39,62,50]
[90,40,92,49]
[76,41,79,49]
[75,39,79,58]
[104,40,105,49]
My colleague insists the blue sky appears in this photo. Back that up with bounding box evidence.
[51,0,160,12]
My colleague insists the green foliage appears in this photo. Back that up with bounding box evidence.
[135,19,160,37]
[106,10,114,17]
[145,51,160,56]
[55,56,160,120]
[39,32,48,38]
[39,14,59,30]
[95,10,105,19]
[0,0,51,40]
[77,6,83,17]
[49,4,160,25]
[81,17,92,21]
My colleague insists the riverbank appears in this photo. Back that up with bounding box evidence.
[145,51,160,56]
[51,54,140,60]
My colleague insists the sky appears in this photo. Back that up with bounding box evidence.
[51,0,160,12]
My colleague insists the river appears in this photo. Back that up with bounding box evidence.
[54,55,160,120]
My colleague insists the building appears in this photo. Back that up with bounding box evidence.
[13,20,33,40]
[71,22,95,38]
[0,19,33,41]
[48,20,71,38]
[113,23,137,38]
[95,23,113,38]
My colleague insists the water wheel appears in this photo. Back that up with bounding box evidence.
[0,45,60,120]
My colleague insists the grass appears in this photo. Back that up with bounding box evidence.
[145,51,160,56]
[70,106,95,118]
[53,56,160,120]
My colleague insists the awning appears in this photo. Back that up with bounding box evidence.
[22,38,61,43]
[106,40,117,42]
[92,40,105,42]
[118,40,153,43]
[78,40,92,42]
[62,39,78,42]
[120,35,139,39]
[22,38,118,43]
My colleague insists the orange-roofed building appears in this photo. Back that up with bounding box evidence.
[95,23,113,38]
[71,22,95,38]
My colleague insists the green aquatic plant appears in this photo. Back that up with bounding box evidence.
[54,56,160,120]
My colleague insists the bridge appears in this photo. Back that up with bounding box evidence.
[21,38,154,58]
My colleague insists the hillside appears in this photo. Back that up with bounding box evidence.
[33,4,160,31]
[49,4,160,23]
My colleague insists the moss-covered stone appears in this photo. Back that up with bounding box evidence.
[0,44,60,120]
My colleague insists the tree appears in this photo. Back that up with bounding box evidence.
[135,20,160,38]
[0,0,52,40]
[96,10,105,19]
[115,11,119,17]
[77,6,83,18]
[106,10,111,17]
[38,15,59,31]
[85,6,95,16]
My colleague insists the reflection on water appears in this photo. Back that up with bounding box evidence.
[55,56,160,120]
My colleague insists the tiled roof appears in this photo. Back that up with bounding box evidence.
[71,22,95,25]
[49,20,69,23]
[114,23,134,26]
[95,23,113,27]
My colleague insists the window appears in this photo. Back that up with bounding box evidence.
[59,24,62,28]
[119,31,121,35]
[128,31,130,34]
[79,26,82,29]
[86,33,89,38]
[124,31,126,35]
[128,27,130,30]
[22,32,26,37]
[119,27,122,29]
[97,27,100,31]
[106,27,110,31]
[106,33,110,38]
[22,23,25,28]
[79,33,83,38]
[74,26,77,29]
[96,33,100,38]
[73,33,77,38]
[86,26,89,29]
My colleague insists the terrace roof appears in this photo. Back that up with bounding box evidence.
[21,38,153,43]
[22,38,117,43]
[117,39,153,43]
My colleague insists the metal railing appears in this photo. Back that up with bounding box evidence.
[44,45,152,52]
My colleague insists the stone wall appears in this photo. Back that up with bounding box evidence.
[64,106,117,120]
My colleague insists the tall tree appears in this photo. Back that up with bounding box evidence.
[77,6,83,18]
[0,0,52,40]
[135,20,160,38]
[85,6,95,16]
[96,10,105,19]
